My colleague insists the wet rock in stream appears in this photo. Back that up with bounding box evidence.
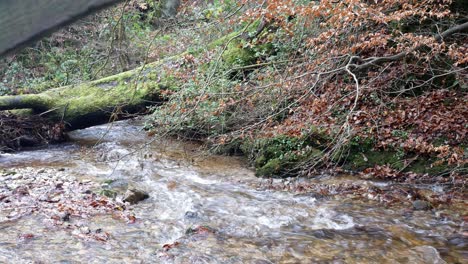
[447,234,468,248]
[60,212,71,222]
[184,211,199,219]
[123,188,149,204]
[412,200,432,211]
[410,246,447,264]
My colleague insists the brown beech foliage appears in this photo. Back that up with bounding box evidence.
[151,0,466,174]
[226,0,467,165]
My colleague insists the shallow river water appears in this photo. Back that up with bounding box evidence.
[0,120,466,263]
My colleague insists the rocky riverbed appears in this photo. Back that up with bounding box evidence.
[0,167,139,243]
[0,120,466,263]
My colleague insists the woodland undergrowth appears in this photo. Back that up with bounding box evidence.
[147,0,467,181]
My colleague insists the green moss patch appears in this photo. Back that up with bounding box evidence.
[222,41,256,68]
[344,143,457,175]
[241,135,323,178]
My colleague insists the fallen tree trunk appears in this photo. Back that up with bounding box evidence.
[0,58,178,129]
[0,28,242,130]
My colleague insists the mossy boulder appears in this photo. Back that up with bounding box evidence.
[345,150,404,171]
[241,135,323,178]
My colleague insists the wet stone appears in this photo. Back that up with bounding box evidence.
[123,189,149,204]
[13,186,29,195]
[2,175,12,181]
[410,246,446,264]
[254,259,274,264]
[184,211,198,219]
[80,226,91,234]
[60,212,71,222]
[99,189,118,199]
[447,235,468,248]
[413,200,431,211]
[11,174,23,180]
[311,229,336,239]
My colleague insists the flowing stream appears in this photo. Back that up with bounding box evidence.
[0,119,466,263]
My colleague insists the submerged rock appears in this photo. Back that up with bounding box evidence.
[123,189,149,204]
[410,246,446,264]
[60,212,71,222]
[99,189,118,199]
[413,200,431,211]
[447,234,468,248]
[184,211,198,219]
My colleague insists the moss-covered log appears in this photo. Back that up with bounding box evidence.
[0,60,174,129]
[0,27,252,130]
